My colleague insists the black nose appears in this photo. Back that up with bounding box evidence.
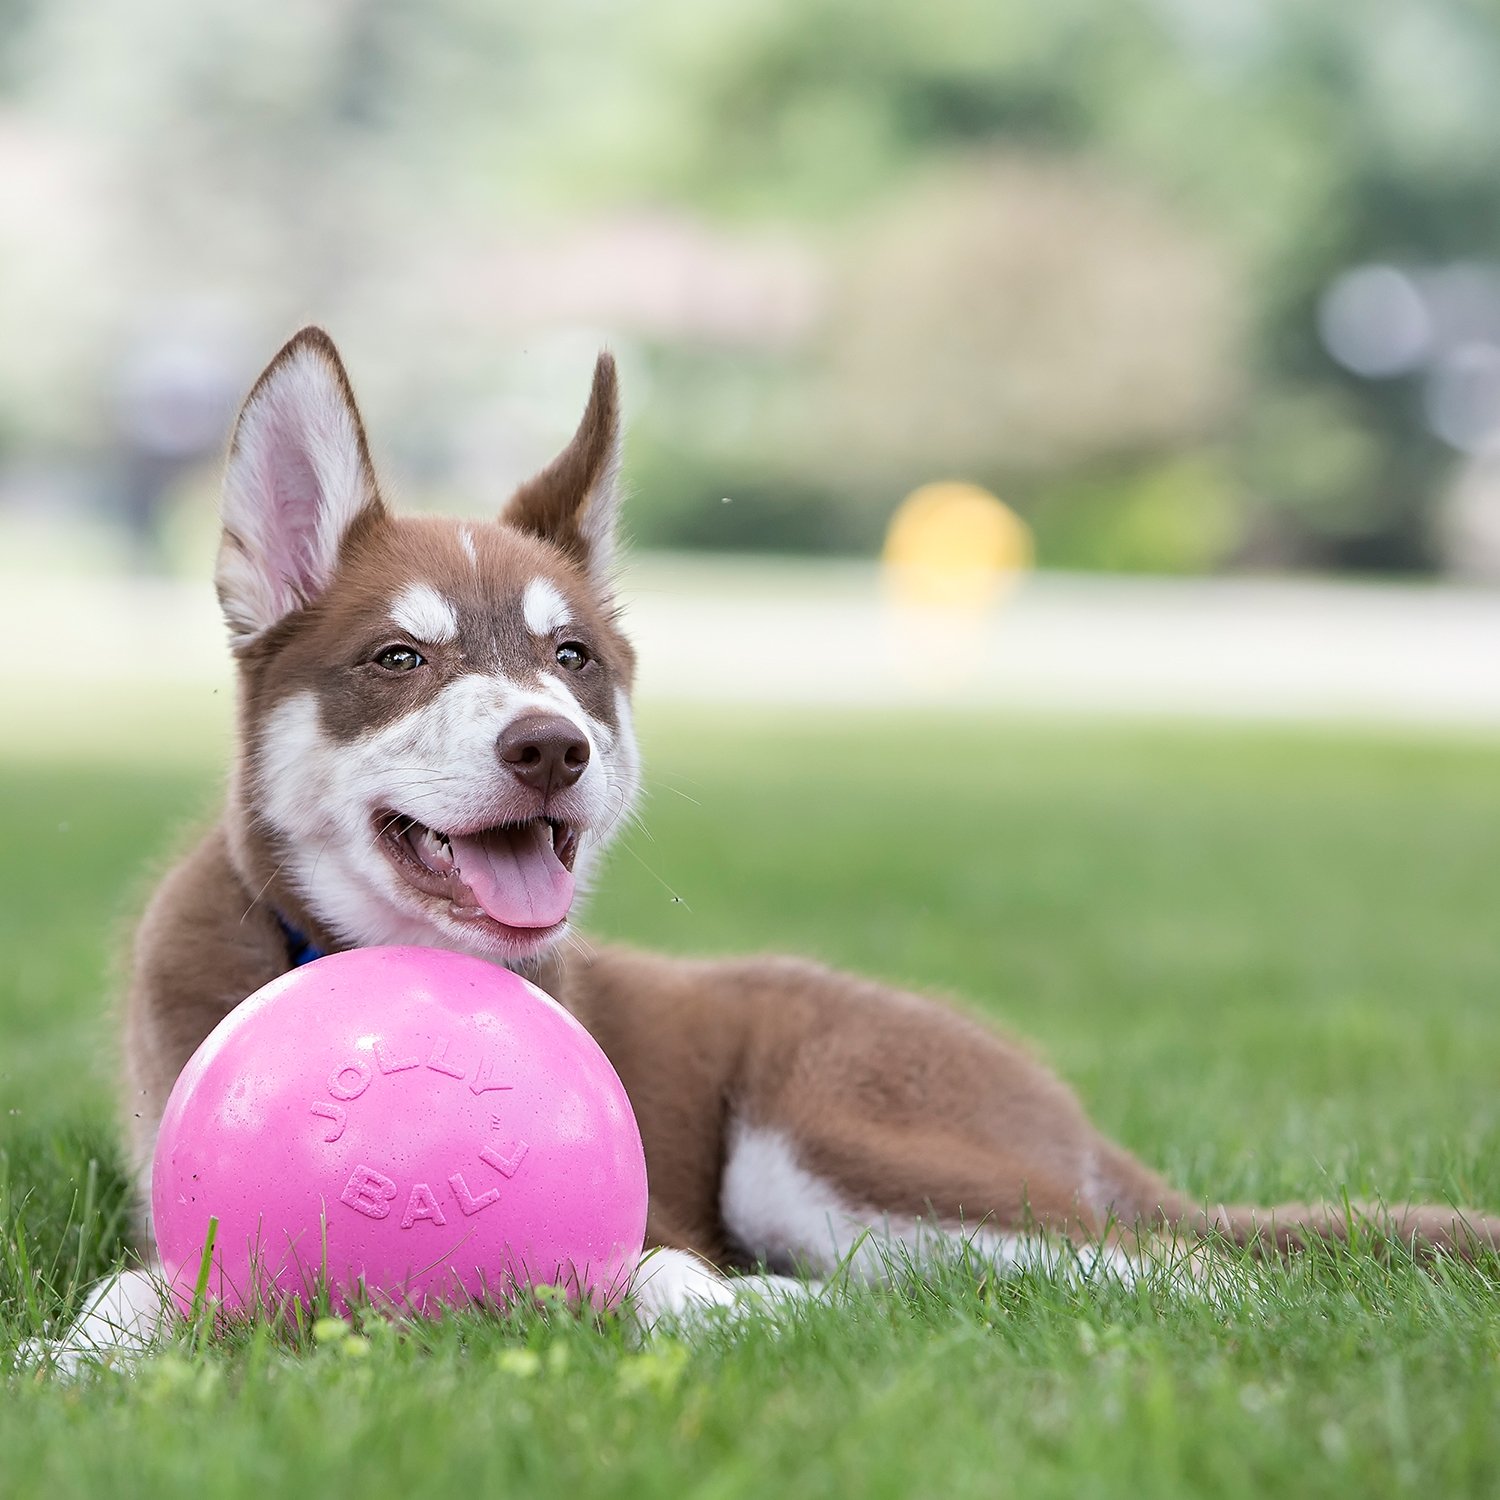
[497,713,590,795]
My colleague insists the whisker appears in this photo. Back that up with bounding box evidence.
[239,863,286,926]
[304,824,343,893]
[593,781,647,844]
[616,840,691,912]
[238,824,339,927]
[644,779,703,809]
[557,927,598,966]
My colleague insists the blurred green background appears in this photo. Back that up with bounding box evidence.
[2,0,1500,579]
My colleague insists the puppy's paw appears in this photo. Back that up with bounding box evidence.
[626,1249,816,1335]
[627,1248,738,1329]
[18,1268,167,1377]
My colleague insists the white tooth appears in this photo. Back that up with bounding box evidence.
[419,826,455,874]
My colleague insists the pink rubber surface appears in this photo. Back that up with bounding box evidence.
[152,946,647,1318]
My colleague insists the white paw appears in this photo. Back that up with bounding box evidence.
[18,1268,168,1377]
[627,1249,739,1327]
[626,1249,816,1333]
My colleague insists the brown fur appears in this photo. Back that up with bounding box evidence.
[121,328,1500,1278]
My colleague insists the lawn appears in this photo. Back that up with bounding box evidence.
[4,711,1500,1497]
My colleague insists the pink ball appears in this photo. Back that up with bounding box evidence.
[152,946,647,1320]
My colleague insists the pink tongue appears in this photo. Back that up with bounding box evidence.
[449,823,574,929]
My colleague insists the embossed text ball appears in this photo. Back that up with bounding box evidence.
[151,946,648,1318]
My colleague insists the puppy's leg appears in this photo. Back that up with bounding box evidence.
[716,961,1178,1284]
[719,1111,1151,1289]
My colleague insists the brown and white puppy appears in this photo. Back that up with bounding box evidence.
[55,328,1500,1362]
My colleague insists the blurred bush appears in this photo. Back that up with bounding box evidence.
[626,153,1239,563]
[1031,455,1244,576]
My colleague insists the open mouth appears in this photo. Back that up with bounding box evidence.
[375,811,579,933]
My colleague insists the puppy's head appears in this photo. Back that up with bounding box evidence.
[216,328,640,966]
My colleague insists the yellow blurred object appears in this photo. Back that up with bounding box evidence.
[882,481,1032,609]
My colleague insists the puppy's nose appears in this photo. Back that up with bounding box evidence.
[497,713,590,795]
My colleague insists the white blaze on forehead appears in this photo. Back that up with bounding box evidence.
[522,578,569,638]
[458,527,479,567]
[390,582,459,644]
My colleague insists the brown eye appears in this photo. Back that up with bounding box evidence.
[555,641,591,671]
[374,646,425,673]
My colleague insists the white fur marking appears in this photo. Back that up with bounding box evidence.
[458,527,479,567]
[522,578,569,638]
[390,582,460,645]
[720,1120,1140,1286]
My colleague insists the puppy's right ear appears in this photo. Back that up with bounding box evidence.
[215,327,385,647]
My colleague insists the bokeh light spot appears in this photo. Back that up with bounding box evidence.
[882,481,1033,610]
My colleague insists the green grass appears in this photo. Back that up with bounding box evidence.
[5,713,1500,1498]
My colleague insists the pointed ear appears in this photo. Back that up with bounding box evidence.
[501,353,622,580]
[215,327,386,646]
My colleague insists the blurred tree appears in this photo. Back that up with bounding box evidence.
[0,0,39,93]
[1226,2,1500,568]
[604,0,1500,569]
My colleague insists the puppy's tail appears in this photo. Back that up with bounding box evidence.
[1166,1197,1500,1261]
[1099,1150,1500,1260]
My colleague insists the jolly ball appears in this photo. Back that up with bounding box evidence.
[151,945,648,1318]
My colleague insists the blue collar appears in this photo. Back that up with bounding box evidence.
[276,914,326,968]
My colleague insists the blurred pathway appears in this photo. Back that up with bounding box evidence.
[13,558,1500,729]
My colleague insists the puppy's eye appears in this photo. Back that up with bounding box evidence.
[555,641,591,671]
[374,646,425,673]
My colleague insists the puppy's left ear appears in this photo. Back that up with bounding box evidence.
[502,353,622,581]
[216,327,386,647]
